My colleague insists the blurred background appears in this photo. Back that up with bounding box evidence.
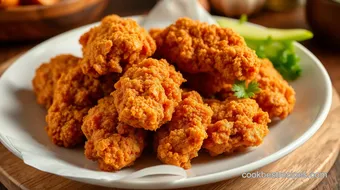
[0,0,339,45]
[1,0,339,77]
[1,0,340,88]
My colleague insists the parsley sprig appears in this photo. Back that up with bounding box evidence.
[232,80,260,99]
[246,38,302,80]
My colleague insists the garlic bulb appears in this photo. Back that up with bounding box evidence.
[211,0,266,17]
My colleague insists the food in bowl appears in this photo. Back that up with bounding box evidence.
[31,14,311,171]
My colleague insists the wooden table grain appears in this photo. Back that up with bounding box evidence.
[0,3,340,190]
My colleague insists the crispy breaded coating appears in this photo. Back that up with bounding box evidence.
[185,59,296,119]
[203,98,270,156]
[112,58,185,131]
[82,96,146,171]
[148,28,163,41]
[154,91,213,169]
[182,72,234,97]
[32,54,79,109]
[79,14,156,77]
[150,17,259,83]
[255,59,296,119]
[45,65,117,148]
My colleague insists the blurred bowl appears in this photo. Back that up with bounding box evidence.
[0,0,108,41]
[306,0,340,46]
[210,0,266,17]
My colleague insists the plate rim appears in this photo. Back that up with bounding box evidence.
[0,15,333,189]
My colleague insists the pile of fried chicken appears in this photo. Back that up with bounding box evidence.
[32,15,295,171]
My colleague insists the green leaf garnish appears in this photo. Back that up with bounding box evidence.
[239,14,247,24]
[246,38,302,80]
[232,80,261,99]
[217,17,314,80]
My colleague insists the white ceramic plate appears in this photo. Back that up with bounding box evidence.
[0,16,332,189]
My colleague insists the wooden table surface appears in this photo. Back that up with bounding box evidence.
[1,2,340,189]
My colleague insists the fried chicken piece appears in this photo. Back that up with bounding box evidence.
[149,28,163,40]
[185,59,296,119]
[181,72,234,97]
[79,14,156,77]
[112,58,185,131]
[82,96,146,171]
[154,91,212,169]
[182,59,265,97]
[150,17,259,83]
[32,54,79,109]
[254,59,296,119]
[214,59,296,119]
[203,98,270,156]
[45,65,117,148]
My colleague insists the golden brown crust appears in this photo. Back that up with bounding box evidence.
[32,54,79,109]
[45,65,117,148]
[203,98,270,156]
[80,14,156,77]
[150,17,259,83]
[112,58,185,131]
[82,96,146,171]
[182,72,234,97]
[30,17,295,171]
[185,59,296,119]
[154,91,213,169]
[255,59,296,119]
